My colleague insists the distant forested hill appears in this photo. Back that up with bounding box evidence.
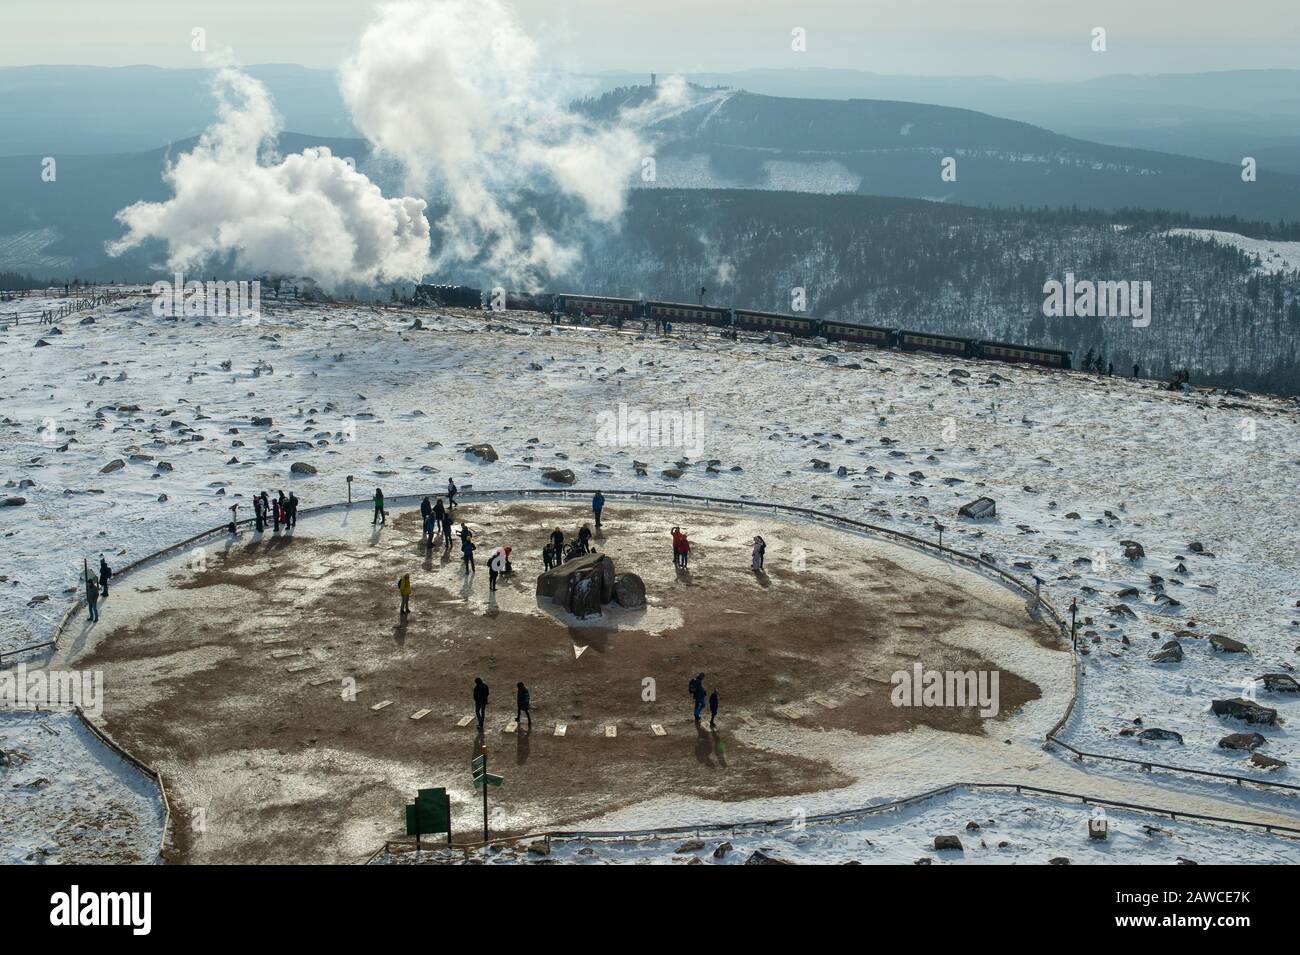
[562,190,1300,395]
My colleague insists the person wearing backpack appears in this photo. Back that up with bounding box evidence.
[689,672,706,722]
[372,488,386,526]
[397,572,411,614]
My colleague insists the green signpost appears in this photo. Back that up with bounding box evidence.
[405,786,451,850]
[471,747,504,843]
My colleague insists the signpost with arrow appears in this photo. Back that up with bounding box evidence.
[471,747,503,843]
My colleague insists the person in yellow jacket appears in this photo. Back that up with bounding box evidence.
[397,572,411,614]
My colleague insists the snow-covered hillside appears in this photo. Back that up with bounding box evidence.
[3,292,1299,862]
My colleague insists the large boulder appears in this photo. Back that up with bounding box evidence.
[537,552,615,617]
[1211,698,1277,725]
[1150,640,1183,663]
[1209,634,1248,653]
[1218,732,1266,751]
[1137,728,1184,744]
[958,497,996,519]
[1258,673,1300,693]
[466,444,498,463]
[613,573,646,609]
[542,468,575,485]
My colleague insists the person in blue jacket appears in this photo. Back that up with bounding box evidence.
[592,490,605,528]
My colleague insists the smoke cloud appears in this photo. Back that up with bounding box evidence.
[339,0,691,286]
[108,67,432,288]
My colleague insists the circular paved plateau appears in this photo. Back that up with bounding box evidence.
[57,498,1066,862]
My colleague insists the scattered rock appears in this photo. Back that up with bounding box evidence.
[744,849,794,865]
[712,841,733,859]
[99,459,125,474]
[1150,640,1183,663]
[542,468,576,485]
[1209,634,1248,653]
[1218,732,1266,751]
[1137,728,1184,744]
[1258,673,1300,693]
[958,497,996,519]
[290,462,317,475]
[612,573,646,609]
[467,444,498,463]
[933,835,963,851]
[1249,752,1287,770]
[1211,698,1277,725]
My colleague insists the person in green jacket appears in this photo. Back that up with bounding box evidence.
[372,488,385,526]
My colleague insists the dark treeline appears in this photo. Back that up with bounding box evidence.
[568,190,1300,395]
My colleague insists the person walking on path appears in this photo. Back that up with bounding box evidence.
[98,555,112,598]
[441,510,453,554]
[461,533,476,575]
[751,535,766,572]
[516,682,532,730]
[542,540,555,571]
[372,488,386,525]
[272,493,282,532]
[550,528,564,563]
[473,677,489,730]
[708,687,719,730]
[397,572,411,614]
[253,493,265,532]
[85,567,100,622]
[260,492,272,532]
[689,672,707,722]
[420,496,432,524]
[422,510,435,549]
[577,523,592,555]
[432,497,446,538]
[592,491,605,529]
[488,547,507,592]
[287,492,298,529]
[447,478,458,509]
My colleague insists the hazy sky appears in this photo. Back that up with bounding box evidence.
[4,0,1300,78]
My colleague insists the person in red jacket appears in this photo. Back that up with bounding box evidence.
[671,526,691,568]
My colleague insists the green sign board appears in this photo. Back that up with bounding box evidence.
[472,772,504,789]
[405,787,451,836]
[471,755,486,772]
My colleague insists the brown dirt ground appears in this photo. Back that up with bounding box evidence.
[72,500,1055,862]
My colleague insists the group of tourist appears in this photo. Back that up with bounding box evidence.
[83,554,112,622]
[252,490,299,533]
[471,677,533,732]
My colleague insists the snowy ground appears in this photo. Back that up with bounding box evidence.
[383,785,1300,866]
[3,291,1299,862]
[1166,229,1300,275]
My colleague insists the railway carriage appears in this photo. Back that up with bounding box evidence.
[818,320,896,347]
[646,300,731,327]
[555,292,640,320]
[976,340,1072,370]
[897,329,977,358]
[732,308,817,336]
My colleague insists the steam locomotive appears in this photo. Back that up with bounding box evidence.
[415,285,1072,371]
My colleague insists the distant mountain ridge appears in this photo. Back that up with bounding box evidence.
[581,87,1300,220]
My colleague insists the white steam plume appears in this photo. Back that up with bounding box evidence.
[108,68,432,288]
[339,0,691,287]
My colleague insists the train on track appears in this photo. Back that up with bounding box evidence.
[413,285,1073,371]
